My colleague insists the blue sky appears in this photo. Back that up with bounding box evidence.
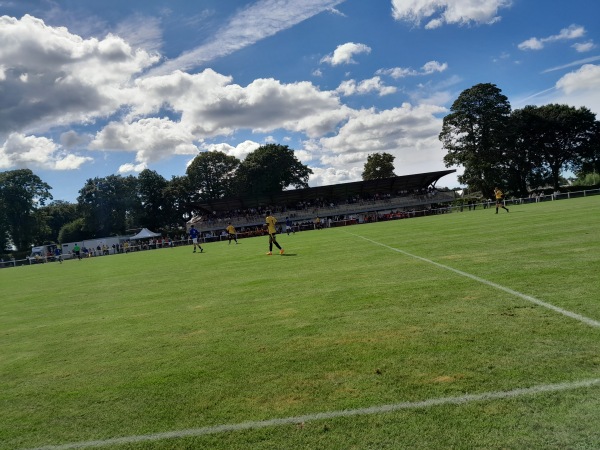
[1,0,599,202]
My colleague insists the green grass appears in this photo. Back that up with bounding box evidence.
[1,197,599,449]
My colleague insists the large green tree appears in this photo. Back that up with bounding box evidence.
[136,169,169,230]
[186,151,240,200]
[524,104,598,190]
[36,200,79,243]
[162,175,195,224]
[504,107,547,196]
[234,144,312,197]
[77,175,139,237]
[362,152,396,180]
[0,169,53,251]
[440,83,512,194]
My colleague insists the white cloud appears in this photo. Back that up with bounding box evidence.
[529,64,600,117]
[572,41,596,53]
[391,0,511,29]
[130,70,350,139]
[377,60,448,79]
[0,14,159,136]
[319,103,445,155]
[118,162,147,174]
[113,14,163,53]
[201,140,261,160]
[542,55,600,73]
[518,24,586,51]
[321,42,371,66]
[308,166,363,186]
[150,0,346,76]
[89,117,200,164]
[306,103,450,181]
[555,64,600,95]
[0,133,92,170]
[336,76,397,97]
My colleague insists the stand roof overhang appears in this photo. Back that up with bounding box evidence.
[194,169,456,213]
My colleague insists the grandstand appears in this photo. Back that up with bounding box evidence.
[188,170,456,232]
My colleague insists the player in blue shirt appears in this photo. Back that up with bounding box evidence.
[189,225,204,253]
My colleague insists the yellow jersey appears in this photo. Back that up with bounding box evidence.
[266,215,277,234]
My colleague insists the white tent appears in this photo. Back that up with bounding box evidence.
[130,228,161,240]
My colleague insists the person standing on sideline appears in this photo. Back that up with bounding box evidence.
[285,217,294,235]
[54,246,63,263]
[226,222,238,244]
[73,243,82,260]
[265,210,284,255]
[189,225,204,253]
[494,187,509,214]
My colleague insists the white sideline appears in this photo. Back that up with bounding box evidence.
[25,378,600,450]
[346,232,600,329]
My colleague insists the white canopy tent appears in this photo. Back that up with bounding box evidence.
[129,228,161,240]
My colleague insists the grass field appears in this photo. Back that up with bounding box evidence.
[1,196,599,449]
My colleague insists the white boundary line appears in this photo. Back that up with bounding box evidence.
[345,231,600,329]
[25,378,600,450]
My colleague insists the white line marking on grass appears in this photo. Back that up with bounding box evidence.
[346,232,600,329]
[25,378,600,450]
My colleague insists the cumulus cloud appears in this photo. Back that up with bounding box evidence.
[0,133,92,170]
[89,117,200,164]
[391,0,511,29]
[572,41,596,53]
[308,166,363,186]
[0,14,159,136]
[531,64,600,117]
[555,64,600,94]
[200,140,261,161]
[336,76,397,96]
[118,162,148,174]
[310,103,449,180]
[321,42,372,66]
[129,70,350,139]
[377,60,448,79]
[518,24,586,51]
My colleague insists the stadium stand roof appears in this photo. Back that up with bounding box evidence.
[194,169,456,213]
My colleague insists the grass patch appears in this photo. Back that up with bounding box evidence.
[1,196,599,449]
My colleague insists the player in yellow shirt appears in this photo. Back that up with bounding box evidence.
[265,211,284,255]
[494,187,509,214]
[226,222,238,244]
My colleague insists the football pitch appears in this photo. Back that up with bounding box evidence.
[1,196,599,449]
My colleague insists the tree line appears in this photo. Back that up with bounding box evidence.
[2,83,599,255]
[440,83,600,197]
[0,144,312,254]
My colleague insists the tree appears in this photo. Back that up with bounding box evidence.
[525,104,598,190]
[58,218,87,243]
[37,200,79,243]
[162,175,195,224]
[186,151,240,201]
[234,144,312,197]
[440,83,512,194]
[504,107,547,196]
[136,169,169,230]
[77,175,140,237]
[362,152,396,180]
[0,169,53,252]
